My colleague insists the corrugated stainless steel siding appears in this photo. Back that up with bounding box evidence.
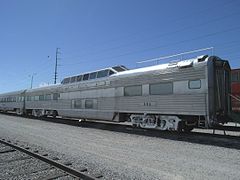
[111,66,205,87]
[113,94,206,115]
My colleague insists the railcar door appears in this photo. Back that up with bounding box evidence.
[213,59,231,123]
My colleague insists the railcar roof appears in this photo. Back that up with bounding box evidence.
[26,84,61,93]
[112,55,209,77]
[0,55,216,95]
[0,90,26,96]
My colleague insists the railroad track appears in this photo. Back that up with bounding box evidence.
[212,124,240,132]
[9,115,236,151]
[1,112,240,150]
[40,117,240,150]
[0,138,103,180]
[2,111,240,132]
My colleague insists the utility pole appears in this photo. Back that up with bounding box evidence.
[54,48,60,84]
[29,73,36,89]
[31,75,34,89]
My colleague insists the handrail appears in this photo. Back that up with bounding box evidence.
[136,47,214,66]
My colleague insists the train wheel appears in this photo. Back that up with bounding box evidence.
[16,109,23,115]
[183,126,194,132]
[177,121,184,132]
[32,109,44,118]
[177,121,194,132]
[139,115,157,129]
[52,110,58,118]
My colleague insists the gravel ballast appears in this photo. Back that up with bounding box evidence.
[0,114,240,180]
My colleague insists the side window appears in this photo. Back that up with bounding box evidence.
[90,72,97,79]
[97,70,109,78]
[124,85,142,96]
[72,99,82,109]
[62,78,70,84]
[83,74,89,81]
[27,96,31,101]
[189,80,201,89]
[34,96,39,101]
[150,82,173,95]
[53,93,60,100]
[18,96,23,102]
[85,99,93,109]
[31,96,35,101]
[45,94,52,100]
[109,70,115,75]
[70,76,77,83]
[39,95,44,101]
[77,75,82,82]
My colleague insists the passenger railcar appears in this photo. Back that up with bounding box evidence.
[0,55,231,131]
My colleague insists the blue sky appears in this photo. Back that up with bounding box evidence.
[0,0,239,93]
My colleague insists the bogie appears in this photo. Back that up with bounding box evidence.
[130,114,181,131]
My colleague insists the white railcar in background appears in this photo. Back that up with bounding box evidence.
[0,55,231,131]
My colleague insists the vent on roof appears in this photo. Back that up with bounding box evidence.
[197,55,208,62]
[177,60,193,68]
[168,61,178,67]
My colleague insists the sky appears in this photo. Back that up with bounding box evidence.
[0,0,239,93]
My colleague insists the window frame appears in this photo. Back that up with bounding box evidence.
[188,79,201,89]
[124,85,142,96]
[85,99,94,109]
[97,70,109,78]
[149,82,173,95]
[89,72,97,79]
[27,96,31,101]
[83,74,89,81]
[70,76,77,83]
[76,75,82,82]
[63,77,70,84]
[39,95,44,101]
[45,94,52,101]
[109,70,115,75]
[72,99,82,109]
[53,93,60,100]
[34,96,39,101]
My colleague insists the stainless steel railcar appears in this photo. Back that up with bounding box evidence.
[0,55,231,131]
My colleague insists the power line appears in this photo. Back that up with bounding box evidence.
[116,26,240,61]
[62,25,240,67]
[0,59,57,90]
[63,0,238,60]
[63,10,240,65]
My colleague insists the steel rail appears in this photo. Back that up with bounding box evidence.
[0,139,98,180]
